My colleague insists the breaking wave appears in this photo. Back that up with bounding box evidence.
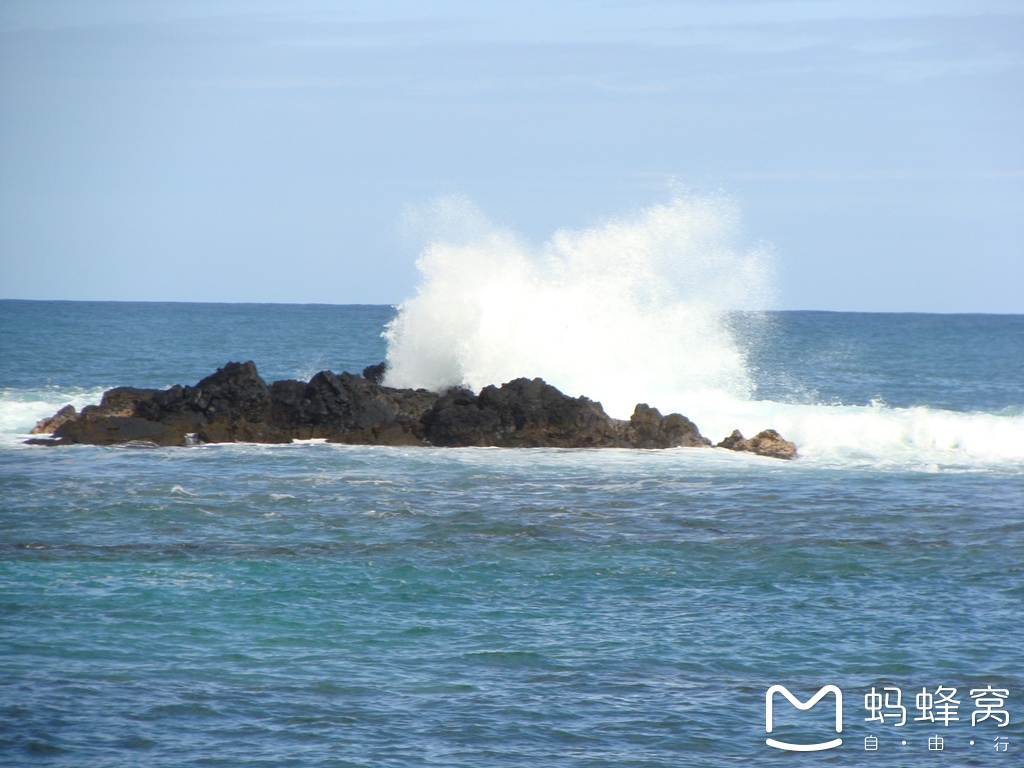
[384,194,773,409]
[384,195,1024,470]
[0,387,109,446]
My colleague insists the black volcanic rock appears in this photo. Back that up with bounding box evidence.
[26,361,797,457]
[138,361,270,423]
[269,370,437,445]
[85,387,162,418]
[362,362,387,385]
[135,361,282,443]
[425,377,628,448]
[422,387,501,447]
[624,403,711,449]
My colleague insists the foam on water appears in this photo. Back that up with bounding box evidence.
[693,397,1024,470]
[0,387,109,445]
[385,195,1024,470]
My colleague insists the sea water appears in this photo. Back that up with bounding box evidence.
[2,298,1022,767]
[1,191,1022,767]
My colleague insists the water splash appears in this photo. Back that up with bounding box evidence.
[382,195,1024,469]
[384,194,775,418]
[0,386,108,445]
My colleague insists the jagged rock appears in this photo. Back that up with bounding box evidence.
[138,361,269,423]
[83,387,161,418]
[269,370,437,445]
[133,361,286,442]
[45,385,180,445]
[30,387,160,435]
[30,404,77,434]
[717,430,746,451]
[26,361,795,456]
[747,429,798,460]
[624,403,711,448]
[32,361,442,447]
[717,428,798,460]
[422,387,500,447]
[424,377,629,448]
[362,362,387,385]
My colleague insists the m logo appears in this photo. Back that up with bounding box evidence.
[765,685,843,751]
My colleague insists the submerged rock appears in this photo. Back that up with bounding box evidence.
[26,360,798,457]
[717,428,798,460]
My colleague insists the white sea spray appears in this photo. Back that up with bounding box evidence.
[383,195,1024,469]
[384,194,774,416]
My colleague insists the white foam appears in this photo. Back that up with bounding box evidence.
[385,194,773,408]
[689,394,1024,470]
[383,194,1024,471]
[0,387,108,445]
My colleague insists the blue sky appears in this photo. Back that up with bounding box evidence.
[1,0,1021,311]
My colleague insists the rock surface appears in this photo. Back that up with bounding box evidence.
[268,369,438,445]
[29,386,161,435]
[55,416,187,447]
[27,360,798,457]
[30,404,78,434]
[361,362,387,385]
[717,428,798,460]
[424,378,627,448]
[624,403,711,449]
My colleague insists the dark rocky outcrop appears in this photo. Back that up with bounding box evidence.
[132,361,286,444]
[268,370,437,445]
[34,386,173,445]
[33,361,440,448]
[424,377,627,448]
[85,387,162,419]
[26,360,798,457]
[717,428,798,460]
[623,403,711,449]
[30,387,160,436]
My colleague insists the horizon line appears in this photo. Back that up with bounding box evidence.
[1,297,1021,316]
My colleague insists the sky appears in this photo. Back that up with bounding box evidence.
[1,0,1021,312]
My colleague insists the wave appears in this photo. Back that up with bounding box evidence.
[382,194,1024,471]
[688,395,1024,470]
[0,387,110,443]
[3,189,1020,472]
[2,386,1020,469]
[384,194,773,403]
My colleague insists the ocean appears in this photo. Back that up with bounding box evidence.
[1,299,1022,767]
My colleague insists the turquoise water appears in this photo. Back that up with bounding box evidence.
[2,301,1022,766]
